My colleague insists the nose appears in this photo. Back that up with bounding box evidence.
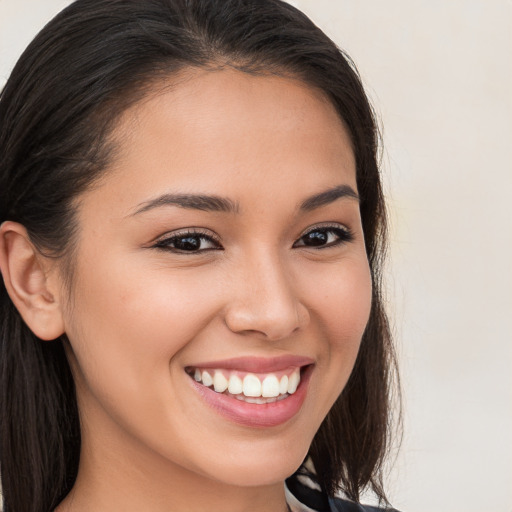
[223,250,310,341]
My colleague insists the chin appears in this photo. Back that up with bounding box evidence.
[194,436,311,488]
[208,456,305,488]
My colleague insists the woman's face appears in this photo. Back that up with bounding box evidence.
[60,69,372,487]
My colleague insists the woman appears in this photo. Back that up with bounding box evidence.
[0,1,399,511]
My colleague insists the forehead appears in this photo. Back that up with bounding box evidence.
[86,68,356,214]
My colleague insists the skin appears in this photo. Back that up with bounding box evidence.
[0,69,372,512]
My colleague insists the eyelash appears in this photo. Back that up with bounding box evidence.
[152,224,354,253]
[293,224,354,249]
[153,228,221,252]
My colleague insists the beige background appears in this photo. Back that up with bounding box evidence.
[1,1,511,511]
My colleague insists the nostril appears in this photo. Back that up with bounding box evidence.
[222,262,309,340]
[224,301,309,341]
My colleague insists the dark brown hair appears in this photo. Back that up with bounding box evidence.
[0,1,399,510]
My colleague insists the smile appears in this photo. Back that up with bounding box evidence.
[186,367,301,404]
[185,357,314,427]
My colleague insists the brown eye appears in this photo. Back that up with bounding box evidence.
[293,226,353,249]
[153,231,221,252]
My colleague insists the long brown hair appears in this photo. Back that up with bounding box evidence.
[0,1,399,510]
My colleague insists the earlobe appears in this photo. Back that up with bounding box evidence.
[0,221,65,341]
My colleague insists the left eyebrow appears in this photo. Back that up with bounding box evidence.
[299,184,359,211]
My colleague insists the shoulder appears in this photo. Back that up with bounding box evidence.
[285,474,401,512]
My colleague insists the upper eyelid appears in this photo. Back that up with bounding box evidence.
[155,223,349,237]
[298,222,351,236]
[153,227,219,242]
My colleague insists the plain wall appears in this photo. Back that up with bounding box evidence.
[1,1,511,511]
[291,2,512,511]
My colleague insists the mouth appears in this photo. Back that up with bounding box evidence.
[185,356,314,427]
[185,366,301,404]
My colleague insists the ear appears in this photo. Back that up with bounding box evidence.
[0,221,65,341]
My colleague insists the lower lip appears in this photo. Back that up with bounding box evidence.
[188,366,313,428]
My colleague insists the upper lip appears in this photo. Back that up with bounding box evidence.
[186,355,314,373]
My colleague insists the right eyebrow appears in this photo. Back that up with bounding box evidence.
[131,193,240,216]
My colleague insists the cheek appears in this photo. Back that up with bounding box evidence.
[301,254,372,397]
[63,253,224,393]
[307,255,372,345]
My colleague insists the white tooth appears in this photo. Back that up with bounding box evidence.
[261,375,280,397]
[194,369,201,382]
[287,369,300,394]
[243,374,262,397]
[213,371,228,392]
[234,394,279,404]
[243,396,263,404]
[201,370,213,387]
[228,374,243,394]
[279,375,289,395]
